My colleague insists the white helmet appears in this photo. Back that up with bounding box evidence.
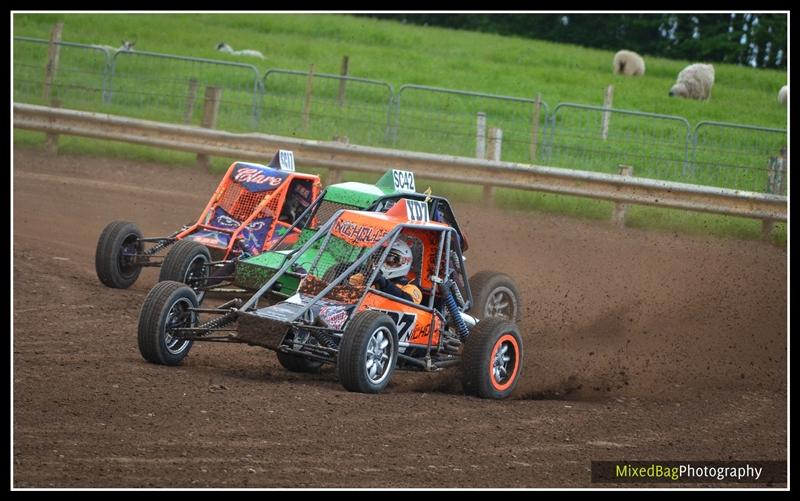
[381,239,413,280]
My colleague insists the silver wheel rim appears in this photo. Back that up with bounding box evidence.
[493,341,514,384]
[365,326,394,384]
[164,297,193,355]
[484,286,517,320]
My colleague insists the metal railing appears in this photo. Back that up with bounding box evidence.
[13,104,787,224]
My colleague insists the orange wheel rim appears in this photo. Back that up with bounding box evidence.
[489,333,519,391]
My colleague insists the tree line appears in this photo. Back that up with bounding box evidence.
[360,14,786,69]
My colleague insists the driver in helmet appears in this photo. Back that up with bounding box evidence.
[349,239,422,304]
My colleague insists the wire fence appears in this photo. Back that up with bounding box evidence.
[543,103,692,184]
[14,37,111,108]
[691,122,788,194]
[13,36,788,196]
[108,50,262,130]
[391,84,549,164]
[260,69,394,146]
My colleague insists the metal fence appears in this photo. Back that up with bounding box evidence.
[391,84,549,164]
[14,37,111,107]
[542,103,692,183]
[107,50,263,130]
[12,35,788,196]
[691,122,787,195]
[260,69,394,146]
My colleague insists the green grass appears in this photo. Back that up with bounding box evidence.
[13,13,788,243]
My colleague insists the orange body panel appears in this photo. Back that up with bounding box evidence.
[174,162,321,259]
[358,291,441,347]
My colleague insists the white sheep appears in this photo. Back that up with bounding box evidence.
[216,42,265,59]
[669,63,715,101]
[91,40,135,54]
[613,50,645,76]
[778,85,787,105]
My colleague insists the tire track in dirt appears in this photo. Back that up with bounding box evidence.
[13,147,787,487]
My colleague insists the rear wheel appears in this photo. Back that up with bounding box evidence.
[461,317,523,399]
[159,240,211,303]
[469,271,521,322]
[95,221,143,289]
[138,281,197,366]
[338,311,398,394]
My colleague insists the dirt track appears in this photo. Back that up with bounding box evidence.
[12,147,787,488]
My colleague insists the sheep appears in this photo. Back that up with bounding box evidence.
[778,85,788,105]
[669,63,715,101]
[613,50,645,76]
[91,40,135,54]
[215,42,265,59]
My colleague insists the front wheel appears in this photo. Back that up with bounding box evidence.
[469,271,521,322]
[95,221,143,289]
[338,310,398,394]
[461,317,523,399]
[138,281,198,366]
[159,240,211,302]
[276,330,324,373]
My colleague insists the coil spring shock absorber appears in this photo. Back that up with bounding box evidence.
[197,312,237,332]
[444,280,470,341]
[310,330,338,349]
[451,279,466,308]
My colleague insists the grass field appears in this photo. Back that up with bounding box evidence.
[12,13,788,243]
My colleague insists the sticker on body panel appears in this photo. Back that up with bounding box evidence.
[232,163,288,192]
[372,309,417,343]
[319,304,353,330]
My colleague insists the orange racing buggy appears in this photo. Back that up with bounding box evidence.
[137,199,523,398]
[94,150,320,289]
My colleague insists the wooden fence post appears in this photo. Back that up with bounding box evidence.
[601,84,614,140]
[302,64,315,131]
[612,164,634,227]
[530,93,542,164]
[44,99,62,155]
[197,86,222,169]
[762,147,787,239]
[484,127,503,206]
[183,78,199,125]
[337,55,349,107]
[43,21,64,102]
[475,112,487,160]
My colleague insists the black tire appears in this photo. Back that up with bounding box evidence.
[137,281,197,366]
[469,270,521,322]
[338,310,398,394]
[95,221,143,289]
[461,317,523,399]
[159,240,211,301]
[276,351,324,373]
[276,330,324,373]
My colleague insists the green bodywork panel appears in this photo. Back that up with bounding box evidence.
[233,180,394,292]
[234,236,363,293]
[323,182,390,207]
